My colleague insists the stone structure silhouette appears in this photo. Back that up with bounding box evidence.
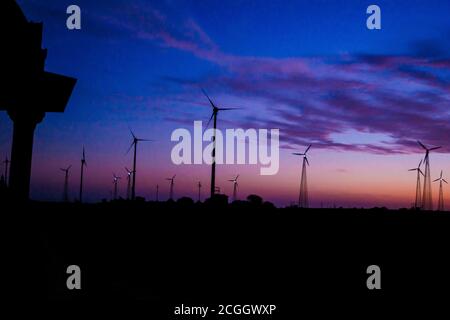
[0,1,77,200]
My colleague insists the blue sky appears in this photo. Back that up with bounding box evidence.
[1,0,450,206]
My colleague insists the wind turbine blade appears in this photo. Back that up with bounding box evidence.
[305,144,312,154]
[440,170,443,178]
[418,159,422,167]
[236,174,239,180]
[173,174,176,179]
[126,141,135,155]
[292,153,304,156]
[443,179,448,184]
[433,178,440,182]
[129,127,137,140]
[305,157,310,166]
[419,170,425,176]
[218,107,241,111]
[417,141,427,150]
[201,88,216,109]
[82,147,85,160]
[206,112,214,129]
[408,169,416,171]
[67,165,72,171]
[228,179,234,182]
[137,138,152,142]
[430,146,442,151]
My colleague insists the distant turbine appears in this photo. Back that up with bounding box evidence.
[127,129,151,200]
[293,145,311,208]
[418,141,441,210]
[433,170,448,211]
[125,167,133,200]
[3,156,10,187]
[79,147,87,203]
[113,173,121,200]
[197,181,202,202]
[228,175,239,202]
[202,89,240,198]
[408,159,424,209]
[60,165,72,202]
[156,184,159,202]
[166,174,176,200]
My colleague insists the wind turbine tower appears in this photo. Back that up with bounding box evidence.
[79,147,87,203]
[408,159,424,209]
[127,129,151,200]
[228,175,239,202]
[125,167,133,200]
[202,89,239,198]
[293,145,311,208]
[60,165,72,202]
[433,170,448,211]
[418,141,441,210]
[167,175,176,200]
[113,174,121,200]
[197,181,202,202]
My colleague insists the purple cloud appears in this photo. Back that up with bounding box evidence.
[96,2,450,155]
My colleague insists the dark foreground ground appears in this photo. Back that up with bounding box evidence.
[4,199,450,317]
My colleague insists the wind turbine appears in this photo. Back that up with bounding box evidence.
[156,184,159,202]
[125,167,133,200]
[127,129,151,200]
[202,89,239,198]
[228,175,239,202]
[197,181,202,202]
[418,141,441,210]
[79,147,87,203]
[433,170,448,211]
[166,174,176,200]
[60,165,72,202]
[3,156,9,187]
[408,159,424,209]
[293,145,311,208]
[113,173,121,200]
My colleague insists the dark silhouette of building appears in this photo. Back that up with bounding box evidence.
[0,1,77,200]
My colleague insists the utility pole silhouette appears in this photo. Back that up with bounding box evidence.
[197,181,202,202]
[167,175,176,200]
[3,157,9,187]
[228,175,239,202]
[408,159,424,209]
[127,129,151,200]
[202,89,239,198]
[418,141,441,210]
[79,147,87,203]
[60,165,71,202]
[293,145,311,208]
[433,170,447,211]
[1,1,76,200]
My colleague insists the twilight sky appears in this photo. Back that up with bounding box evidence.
[1,0,450,207]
